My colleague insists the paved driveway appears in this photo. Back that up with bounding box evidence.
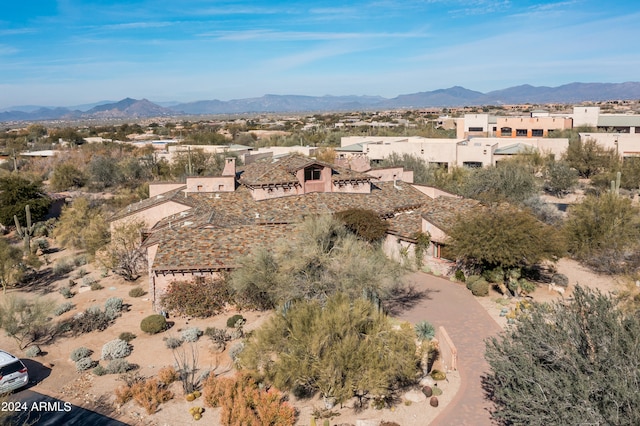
[399,272,503,426]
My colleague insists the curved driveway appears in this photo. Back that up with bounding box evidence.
[399,272,503,426]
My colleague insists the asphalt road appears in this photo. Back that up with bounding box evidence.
[6,389,128,425]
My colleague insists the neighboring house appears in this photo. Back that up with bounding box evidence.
[111,154,477,310]
[339,136,569,169]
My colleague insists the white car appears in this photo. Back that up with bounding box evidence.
[0,351,29,393]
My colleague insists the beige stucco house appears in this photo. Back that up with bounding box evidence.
[111,154,478,310]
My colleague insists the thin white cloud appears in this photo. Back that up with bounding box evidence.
[99,21,174,30]
[200,29,428,42]
[0,45,19,55]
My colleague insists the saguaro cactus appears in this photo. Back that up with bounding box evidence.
[14,204,36,255]
[610,171,621,195]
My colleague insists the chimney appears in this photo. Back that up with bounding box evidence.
[222,157,236,176]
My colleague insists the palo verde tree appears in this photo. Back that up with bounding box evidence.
[461,160,538,204]
[484,286,640,426]
[334,208,388,243]
[563,137,617,178]
[97,219,147,281]
[447,204,566,295]
[53,197,110,256]
[563,190,640,274]
[230,215,404,309]
[238,293,420,405]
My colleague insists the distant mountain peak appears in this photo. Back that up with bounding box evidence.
[2,82,640,122]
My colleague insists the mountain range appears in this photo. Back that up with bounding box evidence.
[2,82,640,122]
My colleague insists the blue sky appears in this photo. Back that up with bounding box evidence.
[1,0,639,108]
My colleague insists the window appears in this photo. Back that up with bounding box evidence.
[463,161,482,168]
[304,167,322,181]
[532,129,543,137]
[196,185,203,191]
[516,129,528,137]
[500,127,512,136]
[218,184,224,191]
[468,127,484,132]
[194,276,205,284]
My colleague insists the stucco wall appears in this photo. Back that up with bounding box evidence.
[184,176,235,193]
[149,183,185,198]
[110,201,191,233]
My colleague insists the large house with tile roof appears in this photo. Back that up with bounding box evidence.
[111,154,479,309]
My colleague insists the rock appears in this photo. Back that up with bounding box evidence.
[419,376,436,387]
[355,420,380,426]
[404,389,426,403]
[430,396,439,407]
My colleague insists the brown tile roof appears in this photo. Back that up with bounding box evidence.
[420,197,482,231]
[152,224,298,272]
[238,155,371,187]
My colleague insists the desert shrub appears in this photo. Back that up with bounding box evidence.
[158,366,179,385]
[54,301,75,316]
[430,369,446,380]
[454,269,465,282]
[101,339,132,360]
[226,314,245,328]
[228,342,244,362]
[70,347,93,361]
[119,332,136,342]
[82,276,96,287]
[205,327,230,351]
[63,308,113,335]
[105,359,135,375]
[181,327,202,343]
[466,275,481,290]
[483,267,505,284]
[52,259,74,277]
[160,278,230,318]
[93,365,106,376]
[36,238,50,252]
[75,267,88,279]
[129,287,146,298]
[130,378,174,414]
[73,254,88,267]
[59,286,75,299]
[105,297,123,312]
[76,357,96,372]
[90,281,104,291]
[415,320,436,341]
[140,314,167,334]
[470,278,490,297]
[164,337,183,349]
[551,273,569,287]
[203,373,296,426]
[518,278,536,294]
[25,345,42,357]
[115,384,134,405]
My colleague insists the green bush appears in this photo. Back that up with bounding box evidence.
[141,314,167,334]
[52,259,74,277]
[129,287,146,297]
[59,286,75,299]
[470,278,490,297]
[483,267,504,284]
[454,270,465,282]
[226,314,245,328]
[70,347,93,362]
[54,302,75,316]
[90,281,104,291]
[105,359,135,374]
[93,365,106,376]
[76,357,96,372]
[119,332,136,342]
[334,208,389,243]
[466,275,481,290]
